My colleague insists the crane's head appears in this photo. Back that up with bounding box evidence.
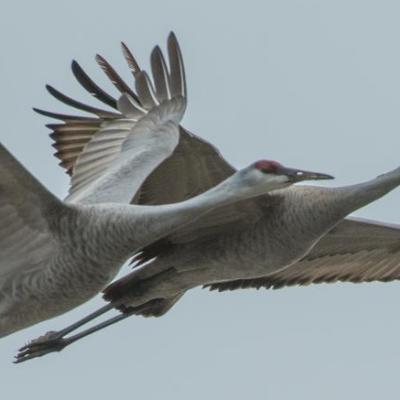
[252,160,334,188]
[224,160,334,200]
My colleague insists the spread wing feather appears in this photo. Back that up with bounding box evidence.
[71,60,118,108]
[95,54,138,100]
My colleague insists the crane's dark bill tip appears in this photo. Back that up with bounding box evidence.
[311,173,334,180]
[296,171,334,181]
[281,167,334,182]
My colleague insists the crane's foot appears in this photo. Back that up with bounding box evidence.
[14,331,69,364]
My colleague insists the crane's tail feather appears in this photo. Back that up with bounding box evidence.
[103,266,183,317]
[117,295,184,317]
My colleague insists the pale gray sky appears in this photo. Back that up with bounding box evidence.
[2,0,400,399]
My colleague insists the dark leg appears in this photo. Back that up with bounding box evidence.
[53,303,115,337]
[14,300,161,364]
[14,310,135,363]
[14,303,114,364]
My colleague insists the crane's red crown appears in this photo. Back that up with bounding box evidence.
[254,160,282,173]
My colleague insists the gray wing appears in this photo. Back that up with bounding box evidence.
[0,143,65,279]
[205,217,400,292]
[35,33,187,205]
[35,33,237,205]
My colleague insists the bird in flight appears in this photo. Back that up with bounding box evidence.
[8,33,400,363]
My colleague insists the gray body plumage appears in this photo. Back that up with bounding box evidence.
[0,204,114,335]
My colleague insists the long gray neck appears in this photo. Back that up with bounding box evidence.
[280,165,400,241]
[133,170,285,234]
[93,169,283,257]
[335,166,400,212]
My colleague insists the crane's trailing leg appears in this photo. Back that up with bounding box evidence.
[14,304,115,363]
[14,301,162,363]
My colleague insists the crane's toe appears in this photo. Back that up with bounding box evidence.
[14,331,68,363]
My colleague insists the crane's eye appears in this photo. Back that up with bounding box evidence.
[254,160,282,174]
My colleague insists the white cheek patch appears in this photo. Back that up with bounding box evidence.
[272,175,290,184]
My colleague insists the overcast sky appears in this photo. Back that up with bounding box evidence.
[2,0,400,399]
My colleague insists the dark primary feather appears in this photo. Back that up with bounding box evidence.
[71,60,118,109]
[45,85,118,118]
[95,54,139,101]
[167,32,186,98]
[33,107,95,121]
[121,41,141,74]
[151,46,171,102]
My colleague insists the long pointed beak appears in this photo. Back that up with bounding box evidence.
[279,167,334,182]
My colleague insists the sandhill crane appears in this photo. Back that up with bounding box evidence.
[15,33,400,363]
[1,33,333,352]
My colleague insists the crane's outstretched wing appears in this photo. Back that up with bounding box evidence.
[35,33,236,206]
[205,217,400,292]
[36,33,187,205]
[0,143,65,280]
